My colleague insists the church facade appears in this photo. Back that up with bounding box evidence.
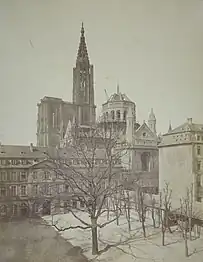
[36,24,96,147]
[36,23,159,192]
[100,87,159,192]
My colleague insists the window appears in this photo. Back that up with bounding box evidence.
[197,135,200,141]
[143,132,146,137]
[44,172,49,180]
[33,171,37,180]
[197,161,201,171]
[105,112,108,120]
[12,204,18,215]
[72,200,77,208]
[0,159,6,165]
[10,185,17,196]
[116,110,120,120]
[20,172,27,180]
[32,185,38,195]
[197,197,201,203]
[20,185,26,196]
[43,184,49,195]
[197,146,201,156]
[1,205,7,215]
[111,110,115,120]
[0,171,7,181]
[0,187,6,196]
[197,175,201,187]
[65,185,69,192]
[80,200,85,208]
[141,152,150,171]
[11,172,17,181]
[56,184,60,194]
[21,159,27,165]
[11,159,18,165]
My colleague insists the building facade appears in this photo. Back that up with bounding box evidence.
[159,118,203,210]
[36,23,96,147]
[0,144,47,217]
[100,87,159,193]
[0,141,124,218]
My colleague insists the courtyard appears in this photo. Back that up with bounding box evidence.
[0,218,88,262]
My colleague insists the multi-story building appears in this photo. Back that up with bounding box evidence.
[159,118,203,210]
[0,143,47,217]
[0,140,124,218]
[36,23,96,147]
[100,86,159,193]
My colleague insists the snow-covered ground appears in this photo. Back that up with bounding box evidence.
[43,211,203,262]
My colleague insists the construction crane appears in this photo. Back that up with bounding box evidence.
[104,89,109,100]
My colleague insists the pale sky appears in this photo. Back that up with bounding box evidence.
[0,0,203,145]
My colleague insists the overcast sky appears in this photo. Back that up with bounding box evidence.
[0,0,203,145]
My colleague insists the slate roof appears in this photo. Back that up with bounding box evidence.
[107,92,133,103]
[0,144,108,160]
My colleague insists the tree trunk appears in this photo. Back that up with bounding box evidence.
[184,230,189,257]
[91,218,99,255]
[151,208,156,228]
[162,229,165,246]
[116,203,119,226]
[127,197,131,232]
[106,199,110,221]
[142,217,146,238]
[189,217,192,240]
[158,209,161,227]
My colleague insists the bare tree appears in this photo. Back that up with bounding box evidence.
[159,183,172,246]
[178,189,190,257]
[177,185,202,257]
[138,188,147,238]
[45,122,128,255]
[123,189,132,232]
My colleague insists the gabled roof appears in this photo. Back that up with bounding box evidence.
[107,92,133,103]
[164,121,203,136]
[0,145,51,159]
[134,122,157,139]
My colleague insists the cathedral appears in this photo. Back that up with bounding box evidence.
[36,24,159,191]
[36,23,96,147]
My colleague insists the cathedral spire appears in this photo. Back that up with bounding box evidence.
[168,120,172,133]
[76,22,89,64]
[117,82,120,94]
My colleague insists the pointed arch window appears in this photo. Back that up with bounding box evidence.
[141,152,150,171]
[111,110,115,120]
[105,112,108,120]
[123,111,127,121]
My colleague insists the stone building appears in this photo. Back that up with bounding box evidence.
[100,87,159,193]
[36,23,96,147]
[159,118,203,210]
[0,140,124,218]
[0,143,48,217]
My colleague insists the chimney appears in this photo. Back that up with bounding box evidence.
[187,118,192,125]
[30,143,34,152]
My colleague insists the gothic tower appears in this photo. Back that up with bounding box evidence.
[36,24,96,147]
[73,23,96,125]
[148,108,156,134]
[126,106,134,144]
